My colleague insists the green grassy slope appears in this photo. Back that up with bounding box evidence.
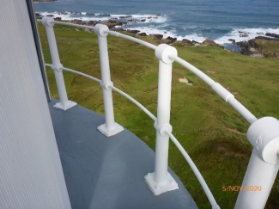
[38,23,279,209]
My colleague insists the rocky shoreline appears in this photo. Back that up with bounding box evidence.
[36,13,279,58]
[234,35,279,58]
[36,13,223,45]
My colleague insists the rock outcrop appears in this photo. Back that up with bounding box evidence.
[266,33,279,39]
[153,34,163,39]
[138,32,147,36]
[236,36,279,58]
[201,39,218,46]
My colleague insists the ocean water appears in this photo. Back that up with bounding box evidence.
[34,0,279,47]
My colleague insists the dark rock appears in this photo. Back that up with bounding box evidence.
[87,20,97,26]
[141,19,146,22]
[240,33,249,37]
[71,19,84,25]
[47,14,54,17]
[153,34,163,39]
[238,31,249,37]
[138,32,147,36]
[119,22,127,26]
[182,39,193,45]
[54,17,62,21]
[108,19,117,23]
[113,28,126,32]
[235,41,250,55]
[127,30,140,34]
[119,15,132,19]
[35,13,43,19]
[236,36,279,57]
[201,39,218,46]
[255,36,279,41]
[228,39,235,43]
[162,36,177,44]
[166,36,177,42]
[266,33,279,39]
[102,22,119,29]
[192,40,200,45]
[247,39,256,48]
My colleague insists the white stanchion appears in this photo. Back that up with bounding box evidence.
[145,44,179,195]
[235,117,279,209]
[94,24,124,137]
[42,17,76,110]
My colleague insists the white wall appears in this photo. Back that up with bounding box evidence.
[0,1,71,208]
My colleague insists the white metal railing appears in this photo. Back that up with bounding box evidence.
[39,17,279,209]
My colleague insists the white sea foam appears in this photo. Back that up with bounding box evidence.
[38,12,167,24]
[214,28,279,44]
[125,26,175,38]
[38,11,108,21]
[125,26,207,43]
[177,34,207,43]
[110,14,167,24]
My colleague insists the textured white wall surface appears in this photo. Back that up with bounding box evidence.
[0,1,71,208]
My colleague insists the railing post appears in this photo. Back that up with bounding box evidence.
[235,117,279,209]
[94,24,124,137]
[145,44,179,195]
[42,17,76,110]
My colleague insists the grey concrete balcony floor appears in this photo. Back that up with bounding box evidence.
[49,99,198,209]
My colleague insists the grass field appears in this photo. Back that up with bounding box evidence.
[38,23,279,209]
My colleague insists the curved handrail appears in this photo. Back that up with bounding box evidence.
[45,64,156,121]
[62,67,101,83]
[170,56,258,124]
[108,31,157,50]
[110,86,157,121]
[45,64,219,208]
[40,19,258,124]
[40,19,263,209]
[167,131,220,209]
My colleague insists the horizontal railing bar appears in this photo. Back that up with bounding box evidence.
[45,63,52,67]
[62,67,101,83]
[37,19,157,50]
[170,56,215,86]
[170,55,257,124]
[110,86,157,121]
[45,64,156,121]
[45,64,101,83]
[166,131,220,209]
[107,31,157,50]
[227,96,257,124]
